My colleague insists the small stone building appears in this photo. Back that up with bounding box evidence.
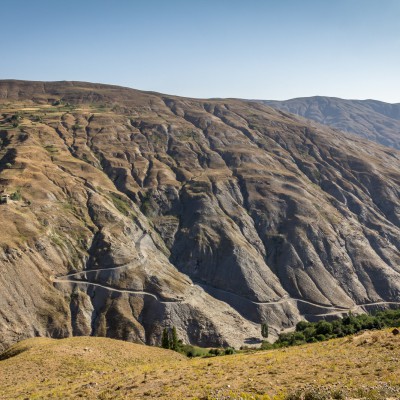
[0,190,10,204]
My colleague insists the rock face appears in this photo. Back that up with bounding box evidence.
[1,80,400,351]
[261,96,400,150]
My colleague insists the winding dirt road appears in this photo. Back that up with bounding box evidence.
[54,231,400,313]
[53,277,179,303]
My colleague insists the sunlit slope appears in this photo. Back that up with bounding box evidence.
[1,331,400,399]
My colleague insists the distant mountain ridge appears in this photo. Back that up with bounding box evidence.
[261,96,400,150]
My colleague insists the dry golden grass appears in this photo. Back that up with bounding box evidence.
[1,330,400,399]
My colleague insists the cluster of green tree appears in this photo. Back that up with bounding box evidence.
[261,322,269,338]
[179,345,235,358]
[208,347,235,356]
[261,309,400,350]
[161,326,235,358]
[161,326,179,351]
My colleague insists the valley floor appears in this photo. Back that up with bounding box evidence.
[1,330,400,399]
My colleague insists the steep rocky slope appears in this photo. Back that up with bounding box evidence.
[1,80,400,351]
[262,96,400,149]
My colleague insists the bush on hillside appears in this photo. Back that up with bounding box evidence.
[262,309,400,350]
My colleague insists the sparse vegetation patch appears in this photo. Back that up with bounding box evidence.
[262,309,400,350]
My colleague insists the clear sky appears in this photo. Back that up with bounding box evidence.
[1,0,399,102]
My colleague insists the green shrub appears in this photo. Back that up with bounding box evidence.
[292,332,306,342]
[315,321,333,335]
[10,190,22,201]
[303,326,317,340]
[178,344,209,358]
[315,334,326,342]
[296,320,309,331]
[260,341,275,350]
[208,348,222,356]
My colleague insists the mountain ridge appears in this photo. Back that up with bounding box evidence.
[1,80,400,351]
[260,96,400,149]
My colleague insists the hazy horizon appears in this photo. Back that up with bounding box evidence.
[1,0,399,102]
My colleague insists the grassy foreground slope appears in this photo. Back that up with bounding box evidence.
[1,330,400,399]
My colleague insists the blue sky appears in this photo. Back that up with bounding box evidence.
[1,0,399,102]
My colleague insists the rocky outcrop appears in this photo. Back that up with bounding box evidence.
[1,80,400,351]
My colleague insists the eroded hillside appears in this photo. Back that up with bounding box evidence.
[1,80,400,350]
